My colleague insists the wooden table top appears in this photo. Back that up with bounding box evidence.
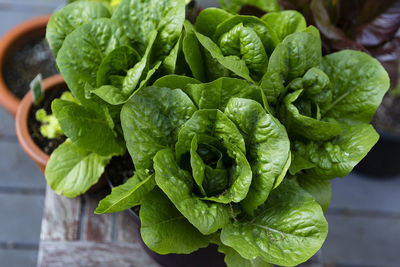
[37,185,160,267]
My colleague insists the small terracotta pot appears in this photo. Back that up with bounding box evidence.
[16,74,107,193]
[0,15,51,117]
[16,74,64,173]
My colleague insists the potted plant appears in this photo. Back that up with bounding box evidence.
[0,15,58,117]
[15,74,66,172]
[42,0,389,266]
[220,0,400,177]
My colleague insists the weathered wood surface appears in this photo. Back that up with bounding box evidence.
[38,186,160,267]
[40,185,81,241]
[38,241,160,267]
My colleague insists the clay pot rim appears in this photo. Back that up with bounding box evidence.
[15,74,65,171]
[0,14,51,117]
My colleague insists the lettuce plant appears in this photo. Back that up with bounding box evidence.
[97,7,388,267]
[221,0,400,90]
[43,0,389,266]
[44,0,185,197]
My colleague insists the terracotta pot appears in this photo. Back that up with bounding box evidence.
[0,15,51,117]
[106,177,226,267]
[16,74,63,172]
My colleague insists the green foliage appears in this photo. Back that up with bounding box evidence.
[45,2,390,266]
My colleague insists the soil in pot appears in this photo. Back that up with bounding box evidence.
[106,155,226,267]
[28,84,66,155]
[3,38,58,100]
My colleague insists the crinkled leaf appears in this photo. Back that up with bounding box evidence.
[95,172,155,214]
[45,140,111,197]
[92,31,158,105]
[260,31,322,103]
[175,109,246,160]
[154,149,231,235]
[140,189,210,254]
[225,98,290,214]
[112,0,185,59]
[261,10,306,41]
[56,18,130,104]
[294,124,380,179]
[194,30,254,83]
[52,99,125,156]
[218,23,268,80]
[121,86,197,170]
[281,90,342,141]
[186,77,262,110]
[46,2,111,58]
[220,179,328,267]
[95,45,140,87]
[321,50,390,124]
[214,15,279,56]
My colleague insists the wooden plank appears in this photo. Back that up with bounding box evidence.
[117,211,140,243]
[40,185,81,241]
[37,241,160,267]
[82,194,113,242]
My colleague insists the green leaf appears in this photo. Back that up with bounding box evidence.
[280,89,342,141]
[289,152,315,175]
[52,99,125,156]
[217,23,268,80]
[45,139,111,197]
[185,77,262,110]
[200,141,252,204]
[214,15,279,56]
[95,172,155,214]
[95,45,140,87]
[154,149,231,235]
[297,174,331,212]
[261,10,306,41]
[56,18,131,104]
[183,21,206,81]
[153,74,201,93]
[46,2,111,58]
[219,0,280,14]
[321,50,390,124]
[194,30,254,83]
[195,8,233,37]
[175,109,246,160]
[163,33,183,74]
[140,189,210,254]
[218,243,273,267]
[260,31,322,103]
[220,179,328,267]
[224,98,290,214]
[112,0,185,59]
[293,124,380,179]
[92,31,158,105]
[121,86,197,170]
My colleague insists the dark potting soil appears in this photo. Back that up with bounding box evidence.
[373,93,400,135]
[28,86,66,155]
[105,154,140,214]
[3,38,58,99]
